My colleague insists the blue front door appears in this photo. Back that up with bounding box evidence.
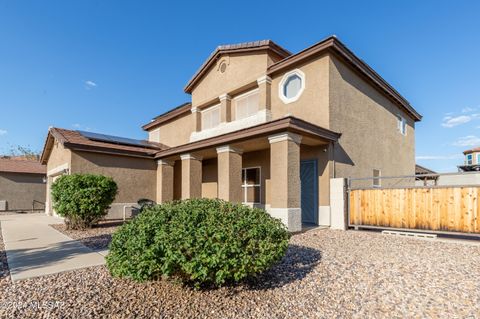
[300,160,318,225]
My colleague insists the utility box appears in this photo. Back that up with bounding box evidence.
[0,200,7,211]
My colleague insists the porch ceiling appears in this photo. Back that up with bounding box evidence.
[154,116,340,161]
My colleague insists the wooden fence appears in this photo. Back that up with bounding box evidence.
[349,187,480,234]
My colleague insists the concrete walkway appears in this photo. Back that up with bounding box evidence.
[0,213,105,282]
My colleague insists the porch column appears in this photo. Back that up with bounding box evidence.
[192,107,201,132]
[257,75,272,112]
[216,145,243,203]
[268,132,302,232]
[156,159,174,203]
[219,94,232,123]
[180,153,202,199]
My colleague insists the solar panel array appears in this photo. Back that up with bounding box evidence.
[77,130,155,148]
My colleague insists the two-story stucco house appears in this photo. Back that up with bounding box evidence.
[41,36,422,231]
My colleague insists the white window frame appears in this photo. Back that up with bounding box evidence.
[233,88,260,121]
[466,154,473,165]
[278,69,305,104]
[397,115,407,136]
[242,166,261,204]
[201,104,220,130]
[476,153,480,165]
[372,169,381,188]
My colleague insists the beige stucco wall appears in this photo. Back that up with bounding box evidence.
[0,173,46,211]
[191,52,271,107]
[46,141,71,173]
[201,158,218,199]
[148,112,194,147]
[70,151,157,204]
[270,54,330,129]
[328,55,416,184]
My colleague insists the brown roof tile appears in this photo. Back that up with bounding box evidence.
[41,128,168,164]
[0,158,46,174]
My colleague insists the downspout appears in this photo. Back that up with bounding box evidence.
[332,141,336,178]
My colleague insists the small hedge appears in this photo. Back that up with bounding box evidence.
[106,198,290,288]
[51,174,118,229]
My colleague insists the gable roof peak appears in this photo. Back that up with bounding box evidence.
[184,39,291,93]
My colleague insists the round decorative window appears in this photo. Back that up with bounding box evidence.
[278,69,305,104]
[219,61,227,73]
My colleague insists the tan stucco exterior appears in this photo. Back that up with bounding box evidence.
[43,38,420,230]
[70,151,157,204]
[328,55,415,183]
[148,112,194,147]
[0,172,46,211]
[191,52,279,107]
[270,54,331,128]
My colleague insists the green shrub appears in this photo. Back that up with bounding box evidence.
[51,174,118,229]
[106,198,290,288]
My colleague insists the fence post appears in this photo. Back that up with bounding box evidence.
[330,178,347,230]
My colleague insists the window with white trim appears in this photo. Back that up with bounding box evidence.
[466,154,473,165]
[242,167,261,204]
[477,153,480,165]
[234,89,259,120]
[201,105,220,130]
[397,115,407,135]
[373,169,381,188]
[279,69,305,103]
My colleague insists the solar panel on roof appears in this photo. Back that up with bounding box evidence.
[77,130,154,148]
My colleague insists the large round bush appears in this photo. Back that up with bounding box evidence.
[106,198,290,288]
[51,174,117,229]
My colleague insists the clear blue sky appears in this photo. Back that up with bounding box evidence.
[1,1,479,172]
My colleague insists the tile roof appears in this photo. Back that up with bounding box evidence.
[142,102,192,131]
[41,128,168,164]
[0,158,46,174]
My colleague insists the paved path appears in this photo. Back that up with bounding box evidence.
[0,213,105,281]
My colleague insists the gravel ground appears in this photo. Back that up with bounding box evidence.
[50,221,122,250]
[1,228,480,318]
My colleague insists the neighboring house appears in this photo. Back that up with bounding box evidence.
[459,147,480,172]
[0,158,46,212]
[416,162,480,187]
[41,36,422,231]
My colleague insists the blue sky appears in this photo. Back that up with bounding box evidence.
[0,1,479,172]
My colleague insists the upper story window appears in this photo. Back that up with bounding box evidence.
[466,154,473,165]
[201,105,220,130]
[279,69,305,104]
[234,89,259,120]
[397,115,407,135]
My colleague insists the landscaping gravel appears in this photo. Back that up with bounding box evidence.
[1,228,480,318]
[50,221,122,250]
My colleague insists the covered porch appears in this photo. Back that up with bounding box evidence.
[155,116,340,231]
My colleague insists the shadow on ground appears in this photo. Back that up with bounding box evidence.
[5,240,99,275]
[245,244,322,290]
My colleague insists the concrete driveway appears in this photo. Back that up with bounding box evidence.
[0,213,105,281]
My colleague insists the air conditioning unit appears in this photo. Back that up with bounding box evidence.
[0,200,7,211]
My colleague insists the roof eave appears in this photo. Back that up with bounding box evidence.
[154,116,340,159]
[267,36,422,122]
